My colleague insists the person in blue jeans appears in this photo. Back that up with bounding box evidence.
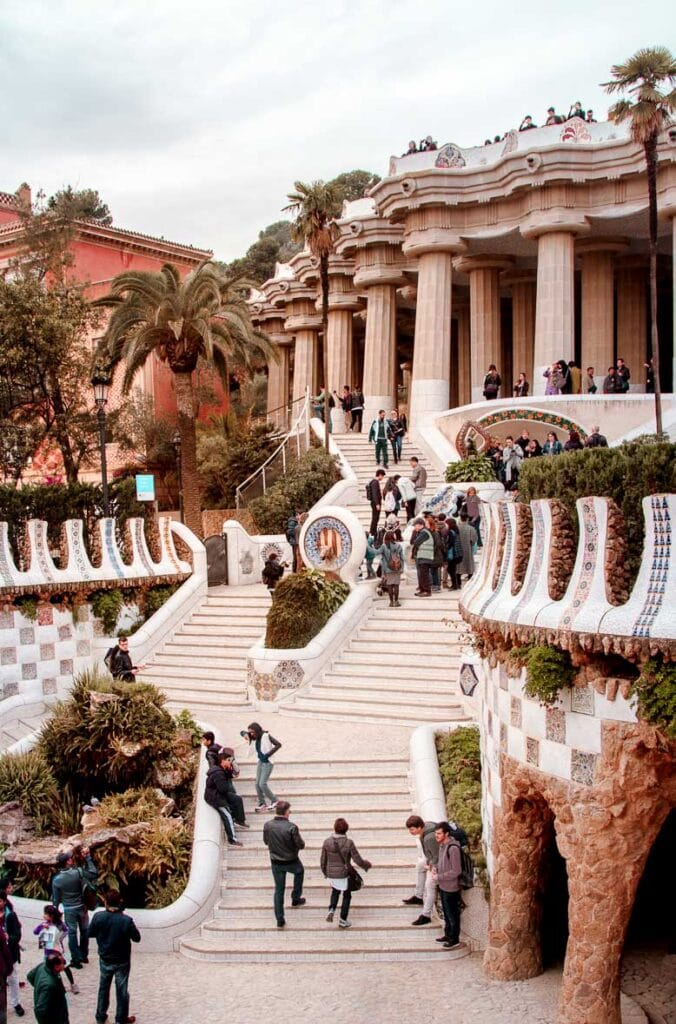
[263,801,306,927]
[245,722,282,811]
[51,846,97,968]
[89,889,140,1024]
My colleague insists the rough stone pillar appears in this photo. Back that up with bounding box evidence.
[616,259,647,391]
[456,256,513,403]
[455,301,471,406]
[579,240,627,391]
[402,208,466,424]
[505,273,536,391]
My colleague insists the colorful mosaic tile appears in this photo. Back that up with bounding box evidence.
[0,647,17,666]
[2,682,18,698]
[545,707,566,744]
[40,643,56,661]
[76,639,91,657]
[59,659,73,676]
[500,721,507,752]
[498,665,509,690]
[19,627,35,645]
[0,611,14,629]
[510,696,522,729]
[37,605,53,626]
[526,737,539,766]
[571,749,597,786]
[21,662,37,680]
[42,678,58,695]
[58,625,72,641]
[570,685,594,716]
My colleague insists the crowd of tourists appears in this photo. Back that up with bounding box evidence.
[312,384,365,433]
[0,849,140,1024]
[202,730,472,945]
[484,357,652,400]
[401,135,438,155]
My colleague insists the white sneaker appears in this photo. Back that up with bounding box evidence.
[338,919,352,929]
[254,803,267,813]
[70,983,80,995]
[267,802,278,811]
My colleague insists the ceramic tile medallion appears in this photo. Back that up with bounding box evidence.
[545,707,566,744]
[571,749,597,786]
[261,542,284,564]
[303,516,352,570]
[0,610,14,630]
[570,684,594,716]
[459,661,479,696]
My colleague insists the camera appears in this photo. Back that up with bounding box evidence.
[240,729,249,738]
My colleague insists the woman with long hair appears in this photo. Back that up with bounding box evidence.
[244,722,282,812]
[320,818,372,929]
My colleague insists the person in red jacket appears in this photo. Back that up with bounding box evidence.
[433,822,463,949]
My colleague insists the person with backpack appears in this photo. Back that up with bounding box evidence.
[433,821,464,950]
[51,847,98,969]
[350,387,364,432]
[286,510,300,570]
[424,514,446,593]
[320,818,372,929]
[103,637,144,683]
[482,364,501,400]
[88,888,141,1024]
[382,476,401,516]
[262,551,284,591]
[372,530,404,607]
[402,815,441,927]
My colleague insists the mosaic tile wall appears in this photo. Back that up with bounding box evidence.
[0,604,96,700]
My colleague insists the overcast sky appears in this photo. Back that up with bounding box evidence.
[1,1,674,261]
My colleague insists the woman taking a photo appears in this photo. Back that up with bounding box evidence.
[320,818,372,929]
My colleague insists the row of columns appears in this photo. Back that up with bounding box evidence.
[266,218,663,426]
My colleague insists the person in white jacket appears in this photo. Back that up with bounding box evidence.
[244,722,282,812]
[394,474,417,522]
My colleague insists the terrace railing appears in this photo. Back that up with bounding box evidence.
[235,389,311,509]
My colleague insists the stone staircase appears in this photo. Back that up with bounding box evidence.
[138,584,270,711]
[335,431,446,532]
[0,702,50,750]
[180,756,468,962]
[281,586,471,726]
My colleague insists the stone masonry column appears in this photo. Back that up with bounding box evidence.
[324,268,361,431]
[285,301,321,406]
[354,246,406,428]
[455,300,471,406]
[403,208,467,424]
[266,338,291,428]
[504,273,536,389]
[522,214,588,395]
[616,258,647,391]
[579,240,628,391]
[456,256,513,402]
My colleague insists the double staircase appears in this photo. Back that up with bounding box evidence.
[181,755,467,962]
[139,584,270,712]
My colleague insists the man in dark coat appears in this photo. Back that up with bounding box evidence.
[104,637,144,682]
[366,468,386,539]
[89,889,140,1024]
[263,800,306,927]
[27,953,69,1024]
[204,754,245,845]
[0,917,14,1024]
[0,884,24,1016]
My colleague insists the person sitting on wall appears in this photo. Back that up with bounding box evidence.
[586,109,597,123]
[104,637,144,682]
[493,134,502,143]
[567,100,585,120]
[519,115,537,131]
[484,138,492,146]
[419,135,438,151]
[545,106,562,125]
[402,140,418,156]
[262,552,285,592]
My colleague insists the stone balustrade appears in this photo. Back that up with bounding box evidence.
[461,493,675,657]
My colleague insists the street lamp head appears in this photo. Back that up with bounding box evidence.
[172,430,181,448]
[91,369,111,408]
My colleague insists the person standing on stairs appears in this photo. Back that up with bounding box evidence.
[244,722,282,812]
[434,822,463,950]
[411,517,434,597]
[350,386,364,432]
[366,468,386,540]
[263,801,306,928]
[402,815,440,927]
[373,530,404,607]
[396,473,417,522]
[320,818,372,929]
[368,409,391,468]
[409,457,427,514]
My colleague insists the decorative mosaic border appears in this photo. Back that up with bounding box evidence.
[477,408,588,439]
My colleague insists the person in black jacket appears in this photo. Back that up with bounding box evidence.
[204,758,244,847]
[104,637,144,682]
[262,552,284,591]
[89,889,140,1024]
[0,884,24,1016]
[263,801,306,927]
[366,469,386,538]
[201,731,223,768]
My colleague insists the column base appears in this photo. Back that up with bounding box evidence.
[409,378,450,424]
[364,394,396,432]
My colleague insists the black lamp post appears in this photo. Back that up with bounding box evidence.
[91,371,111,517]
[171,429,183,523]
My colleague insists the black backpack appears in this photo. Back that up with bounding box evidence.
[458,846,475,890]
[103,646,118,673]
[432,530,447,565]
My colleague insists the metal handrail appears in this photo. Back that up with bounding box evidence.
[235,389,310,508]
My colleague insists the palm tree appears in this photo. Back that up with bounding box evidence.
[283,181,343,448]
[603,46,676,436]
[94,261,273,539]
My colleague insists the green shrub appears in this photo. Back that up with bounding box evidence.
[524,646,575,705]
[197,423,279,508]
[0,750,62,835]
[518,438,676,584]
[248,447,341,534]
[14,595,38,621]
[173,709,202,746]
[445,454,496,483]
[97,787,167,827]
[91,588,124,635]
[435,726,485,883]
[631,659,676,740]
[143,584,178,620]
[265,570,349,649]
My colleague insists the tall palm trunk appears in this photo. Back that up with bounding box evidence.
[645,135,663,436]
[173,370,203,540]
[320,253,330,449]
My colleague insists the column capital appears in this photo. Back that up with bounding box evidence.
[576,236,630,257]
[284,313,322,332]
[520,211,589,240]
[402,229,467,258]
[454,254,514,274]
[501,270,537,286]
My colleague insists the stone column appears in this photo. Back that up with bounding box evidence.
[531,232,577,395]
[504,273,536,390]
[455,300,471,406]
[354,246,407,427]
[402,209,466,424]
[616,258,647,391]
[400,361,412,420]
[285,302,321,406]
[266,340,290,428]
[324,271,361,431]
[579,240,628,391]
[456,256,513,403]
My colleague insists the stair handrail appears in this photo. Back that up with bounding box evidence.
[235,388,310,509]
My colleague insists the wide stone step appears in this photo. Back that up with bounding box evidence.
[169,633,254,650]
[357,620,457,639]
[189,612,267,627]
[230,792,411,812]
[164,695,251,712]
[223,847,415,869]
[150,652,247,669]
[324,662,457,683]
[348,638,462,656]
[312,674,455,695]
[181,623,263,637]
[224,807,407,827]
[285,697,469,724]
[212,893,423,917]
[311,684,461,710]
[181,933,467,962]
[233,777,409,795]
[336,649,459,670]
[201,916,441,935]
[236,758,408,780]
[141,664,245,682]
